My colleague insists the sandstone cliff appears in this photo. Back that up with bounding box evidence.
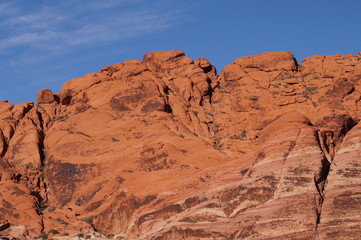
[1,50,361,239]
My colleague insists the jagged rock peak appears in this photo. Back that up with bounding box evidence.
[1,50,361,239]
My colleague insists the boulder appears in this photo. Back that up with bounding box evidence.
[37,88,57,104]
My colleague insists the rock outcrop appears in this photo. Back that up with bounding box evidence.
[1,50,361,239]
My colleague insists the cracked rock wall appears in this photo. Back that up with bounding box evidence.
[1,50,361,239]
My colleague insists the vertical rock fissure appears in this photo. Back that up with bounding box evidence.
[34,111,47,232]
[31,190,45,232]
[273,129,300,198]
[0,131,9,159]
[314,130,336,237]
[313,120,357,237]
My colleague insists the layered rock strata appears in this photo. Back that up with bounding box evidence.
[0,50,361,239]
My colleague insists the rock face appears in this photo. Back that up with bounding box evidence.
[1,50,361,239]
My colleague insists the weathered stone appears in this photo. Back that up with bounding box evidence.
[1,51,361,239]
[37,88,57,104]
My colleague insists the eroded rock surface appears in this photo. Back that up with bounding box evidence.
[1,50,361,239]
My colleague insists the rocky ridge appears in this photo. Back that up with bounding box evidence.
[0,50,361,239]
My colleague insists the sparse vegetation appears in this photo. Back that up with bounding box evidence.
[213,124,220,134]
[219,90,231,93]
[46,206,56,212]
[111,137,120,142]
[302,94,310,98]
[192,110,199,116]
[36,104,45,111]
[274,83,281,88]
[306,86,317,92]
[25,162,34,169]
[37,233,48,239]
[235,130,247,140]
[241,130,247,138]
[48,229,59,235]
[302,86,318,98]
[2,117,15,121]
[81,217,93,224]
[37,202,47,212]
[301,72,315,78]
[280,75,298,80]
[55,218,68,225]
[66,128,74,134]
[249,96,259,102]
[76,233,85,238]
[256,151,266,160]
[51,116,68,122]
[213,140,221,150]
[200,196,208,202]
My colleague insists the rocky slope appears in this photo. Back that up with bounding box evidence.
[1,50,361,239]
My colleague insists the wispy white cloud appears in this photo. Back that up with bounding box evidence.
[0,31,60,49]
[84,0,138,10]
[2,10,67,30]
[0,0,184,60]
[0,2,19,15]
[0,0,192,104]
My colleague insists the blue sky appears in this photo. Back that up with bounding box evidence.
[1,0,360,104]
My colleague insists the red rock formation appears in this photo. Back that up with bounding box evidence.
[1,50,361,239]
